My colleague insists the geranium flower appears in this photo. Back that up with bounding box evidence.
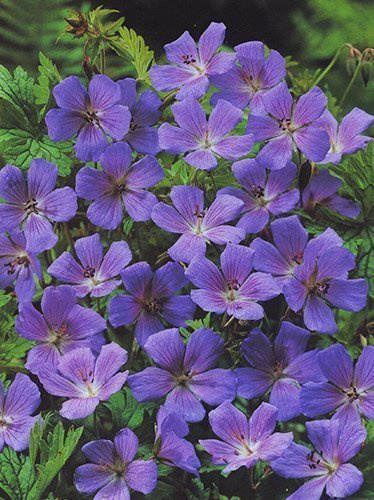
[158,97,253,171]
[47,233,132,298]
[46,75,131,161]
[0,159,77,252]
[150,22,236,100]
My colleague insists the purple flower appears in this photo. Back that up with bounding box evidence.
[150,22,236,100]
[236,322,326,421]
[247,82,330,170]
[211,41,286,112]
[128,328,236,422]
[283,239,368,334]
[200,401,293,473]
[38,342,128,419]
[151,186,245,263]
[300,344,374,425]
[46,75,131,162]
[271,418,366,500]
[47,233,132,298]
[185,244,280,320]
[0,374,40,452]
[118,78,162,155]
[251,215,344,288]
[108,261,196,347]
[154,405,200,476]
[317,108,374,164]
[0,159,77,253]
[302,168,360,218]
[0,231,42,302]
[74,428,157,498]
[159,97,254,171]
[218,159,299,233]
[16,285,106,375]
[75,142,163,229]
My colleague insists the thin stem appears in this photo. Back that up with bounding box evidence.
[209,170,218,192]
[93,411,99,437]
[97,297,102,315]
[100,44,106,74]
[310,43,350,88]
[62,222,76,257]
[338,52,365,110]
[127,329,138,370]
[161,91,177,110]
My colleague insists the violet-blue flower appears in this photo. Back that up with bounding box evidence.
[0,374,40,452]
[150,22,236,100]
[128,328,236,422]
[74,427,157,498]
[271,418,366,499]
[302,168,360,218]
[154,405,200,476]
[0,159,77,252]
[118,77,162,155]
[236,322,326,421]
[211,41,286,112]
[300,344,374,425]
[16,285,106,375]
[158,97,254,171]
[46,75,131,161]
[0,230,42,302]
[38,342,128,419]
[75,142,163,229]
[151,185,245,263]
[47,233,132,298]
[283,239,368,334]
[247,82,330,170]
[200,401,293,473]
[251,215,343,287]
[109,261,196,347]
[317,107,374,164]
[185,244,280,320]
[218,159,299,233]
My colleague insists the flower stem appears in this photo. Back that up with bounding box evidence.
[310,43,350,88]
[62,222,76,257]
[338,51,365,111]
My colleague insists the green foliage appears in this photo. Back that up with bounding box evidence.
[33,53,62,114]
[0,328,33,374]
[0,64,75,175]
[103,387,157,430]
[109,26,154,82]
[0,448,34,498]
[0,0,83,77]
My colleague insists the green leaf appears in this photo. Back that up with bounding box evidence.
[0,328,33,374]
[27,421,83,500]
[0,128,74,175]
[110,26,154,82]
[104,387,156,430]
[0,448,34,498]
[33,53,62,114]
[0,290,11,308]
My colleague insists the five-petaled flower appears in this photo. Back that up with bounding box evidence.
[300,344,374,425]
[118,78,162,155]
[271,418,366,500]
[46,75,131,161]
[218,159,299,233]
[38,342,128,419]
[199,401,293,473]
[16,285,106,374]
[0,230,42,302]
[128,328,236,422]
[76,142,164,229]
[0,159,77,253]
[151,185,245,263]
[47,233,132,297]
[236,322,326,421]
[211,41,286,112]
[186,243,280,320]
[150,22,236,100]
[247,82,330,170]
[158,97,254,171]
[109,260,195,347]
[302,168,360,218]
[317,107,374,164]
[74,428,158,498]
[0,374,40,453]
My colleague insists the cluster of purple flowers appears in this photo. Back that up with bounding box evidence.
[0,21,372,500]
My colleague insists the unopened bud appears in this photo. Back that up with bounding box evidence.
[346,45,362,77]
